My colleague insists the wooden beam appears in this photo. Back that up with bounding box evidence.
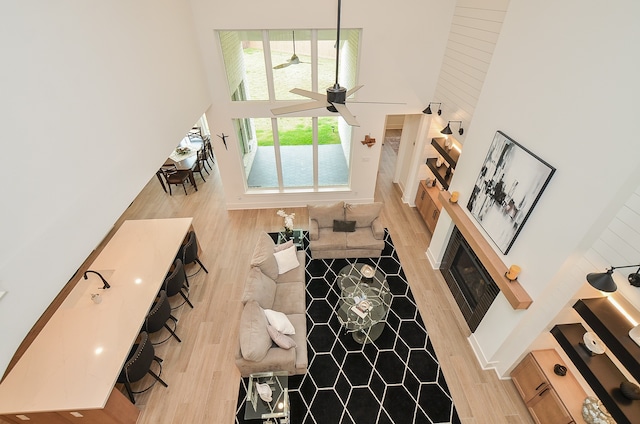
[439,191,532,310]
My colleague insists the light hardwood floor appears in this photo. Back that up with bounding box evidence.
[4,143,534,423]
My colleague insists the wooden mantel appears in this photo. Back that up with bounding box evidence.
[439,191,532,310]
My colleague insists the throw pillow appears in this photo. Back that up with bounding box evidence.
[345,202,383,227]
[333,219,356,232]
[273,245,300,274]
[274,239,294,253]
[239,301,272,362]
[264,309,295,334]
[250,231,279,280]
[308,201,345,228]
[266,324,297,349]
[240,267,276,309]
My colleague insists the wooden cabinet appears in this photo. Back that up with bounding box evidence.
[511,350,586,424]
[415,180,442,234]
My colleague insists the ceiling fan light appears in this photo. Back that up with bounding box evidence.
[586,270,617,292]
[441,123,453,135]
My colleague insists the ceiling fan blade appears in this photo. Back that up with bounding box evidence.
[346,85,364,97]
[332,103,359,127]
[273,62,292,69]
[271,100,329,116]
[290,88,327,101]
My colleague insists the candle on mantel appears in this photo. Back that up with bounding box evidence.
[506,265,521,281]
[450,191,459,203]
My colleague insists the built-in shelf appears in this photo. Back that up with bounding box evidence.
[431,137,459,167]
[426,159,453,190]
[551,323,640,424]
[573,298,640,383]
[426,138,459,190]
[438,190,532,310]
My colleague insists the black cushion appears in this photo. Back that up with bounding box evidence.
[620,381,640,400]
[333,220,356,232]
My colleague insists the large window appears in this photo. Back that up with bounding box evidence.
[219,29,360,190]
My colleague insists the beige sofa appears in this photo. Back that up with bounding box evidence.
[308,201,385,259]
[235,231,307,377]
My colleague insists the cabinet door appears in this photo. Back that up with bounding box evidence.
[415,184,431,223]
[528,387,573,424]
[511,353,548,403]
[424,199,439,233]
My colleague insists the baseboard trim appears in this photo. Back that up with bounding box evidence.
[467,333,510,380]
[426,247,440,269]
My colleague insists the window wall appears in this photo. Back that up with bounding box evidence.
[219,29,359,190]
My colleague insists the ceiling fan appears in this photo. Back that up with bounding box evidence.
[270,0,364,126]
[273,31,304,69]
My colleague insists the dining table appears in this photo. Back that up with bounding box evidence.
[156,141,203,193]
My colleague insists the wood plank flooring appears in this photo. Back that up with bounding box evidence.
[3,144,534,424]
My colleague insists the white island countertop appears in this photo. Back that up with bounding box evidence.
[0,218,193,414]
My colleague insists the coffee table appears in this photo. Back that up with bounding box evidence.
[336,263,391,344]
[245,371,290,423]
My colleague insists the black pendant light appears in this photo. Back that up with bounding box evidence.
[586,264,640,292]
[441,120,463,136]
[586,269,617,292]
[423,102,441,115]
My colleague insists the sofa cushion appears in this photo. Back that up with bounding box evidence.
[267,325,297,349]
[250,231,279,280]
[264,309,296,334]
[273,281,306,315]
[345,202,383,227]
[346,228,386,250]
[239,301,272,362]
[308,201,344,228]
[241,267,276,309]
[273,245,300,274]
[333,219,356,232]
[310,228,346,250]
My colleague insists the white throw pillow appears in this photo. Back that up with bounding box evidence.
[273,245,300,274]
[264,309,296,335]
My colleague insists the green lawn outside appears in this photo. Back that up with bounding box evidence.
[244,47,341,147]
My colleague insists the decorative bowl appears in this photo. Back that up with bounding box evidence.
[361,265,375,279]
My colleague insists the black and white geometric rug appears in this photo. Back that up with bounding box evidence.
[236,230,459,424]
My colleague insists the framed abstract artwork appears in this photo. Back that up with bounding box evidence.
[466,131,555,254]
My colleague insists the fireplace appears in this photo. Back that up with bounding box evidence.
[440,227,500,331]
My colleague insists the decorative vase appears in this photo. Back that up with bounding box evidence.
[284,228,294,241]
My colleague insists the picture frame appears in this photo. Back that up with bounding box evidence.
[466,131,555,254]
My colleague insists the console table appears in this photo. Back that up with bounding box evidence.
[0,218,194,424]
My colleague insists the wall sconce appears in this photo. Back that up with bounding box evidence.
[586,264,640,292]
[441,121,463,135]
[423,102,442,115]
[361,135,376,148]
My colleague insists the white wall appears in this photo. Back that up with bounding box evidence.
[188,0,455,208]
[0,1,211,375]
[430,0,640,375]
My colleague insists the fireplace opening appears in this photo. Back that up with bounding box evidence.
[440,227,500,331]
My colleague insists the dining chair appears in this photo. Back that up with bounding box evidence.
[144,290,181,345]
[203,136,215,167]
[116,331,167,404]
[160,165,191,195]
[180,230,208,277]
[163,258,193,309]
[191,149,209,182]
